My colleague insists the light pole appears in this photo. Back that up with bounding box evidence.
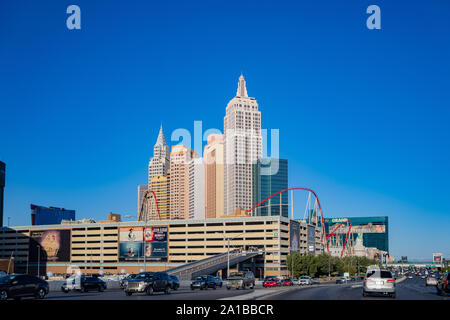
[26,251,29,275]
[227,238,230,279]
[37,245,40,278]
[291,253,294,279]
[328,254,331,278]
[143,208,151,273]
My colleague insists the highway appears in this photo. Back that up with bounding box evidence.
[260,276,448,300]
[44,286,255,300]
[15,275,448,300]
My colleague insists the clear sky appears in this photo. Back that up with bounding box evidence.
[0,0,449,260]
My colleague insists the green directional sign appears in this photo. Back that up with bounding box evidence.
[274,232,278,237]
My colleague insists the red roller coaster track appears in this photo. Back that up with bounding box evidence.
[143,186,353,255]
[246,187,353,256]
[140,190,161,221]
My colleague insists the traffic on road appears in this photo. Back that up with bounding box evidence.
[0,266,448,300]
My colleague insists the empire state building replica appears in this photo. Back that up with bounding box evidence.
[224,75,262,215]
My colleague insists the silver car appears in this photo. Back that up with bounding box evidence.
[363,269,396,298]
[298,276,313,285]
[426,277,438,286]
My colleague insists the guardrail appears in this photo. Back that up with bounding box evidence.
[167,250,238,274]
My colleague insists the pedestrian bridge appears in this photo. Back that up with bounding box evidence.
[166,249,262,280]
[385,262,443,268]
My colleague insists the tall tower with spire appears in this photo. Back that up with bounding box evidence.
[148,124,170,183]
[224,75,262,215]
[139,124,171,220]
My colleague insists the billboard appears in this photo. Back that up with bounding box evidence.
[119,242,144,260]
[307,225,316,255]
[119,227,144,242]
[144,226,168,242]
[289,220,300,252]
[331,223,386,234]
[144,242,168,258]
[119,226,168,261]
[144,226,168,258]
[433,253,442,264]
[28,229,71,262]
[119,227,144,261]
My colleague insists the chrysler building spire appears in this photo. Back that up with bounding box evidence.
[156,123,167,146]
[236,74,248,98]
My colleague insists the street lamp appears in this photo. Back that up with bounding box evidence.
[143,210,149,273]
[37,245,41,278]
[328,254,331,277]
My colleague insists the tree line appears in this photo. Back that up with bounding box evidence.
[286,253,380,278]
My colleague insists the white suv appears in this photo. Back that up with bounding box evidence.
[363,269,396,298]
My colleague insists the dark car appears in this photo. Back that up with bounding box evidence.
[214,276,223,288]
[120,274,137,289]
[168,275,180,290]
[282,278,293,286]
[0,274,49,300]
[62,276,107,293]
[436,273,449,296]
[191,275,217,290]
[336,277,347,284]
[125,272,171,296]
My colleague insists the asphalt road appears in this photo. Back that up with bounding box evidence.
[261,276,448,300]
[43,285,255,300]
[14,275,449,300]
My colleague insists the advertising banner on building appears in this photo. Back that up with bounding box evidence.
[119,227,144,261]
[289,220,300,252]
[144,242,168,258]
[144,226,168,242]
[331,224,386,234]
[119,226,168,260]
[28,229,71,262]
[433,253,442,264]
[307,225,316,255]
[119,227,144,242]
[119,242,143,261]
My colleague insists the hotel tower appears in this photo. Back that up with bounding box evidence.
[224,75,262,215]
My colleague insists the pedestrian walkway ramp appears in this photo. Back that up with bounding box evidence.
[166,250,261,280]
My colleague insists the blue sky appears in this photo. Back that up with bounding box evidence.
[0,0,449,260]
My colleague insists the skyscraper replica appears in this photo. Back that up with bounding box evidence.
[148,125,170,182]
[224,75,262,215]
[139,125,170,221]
